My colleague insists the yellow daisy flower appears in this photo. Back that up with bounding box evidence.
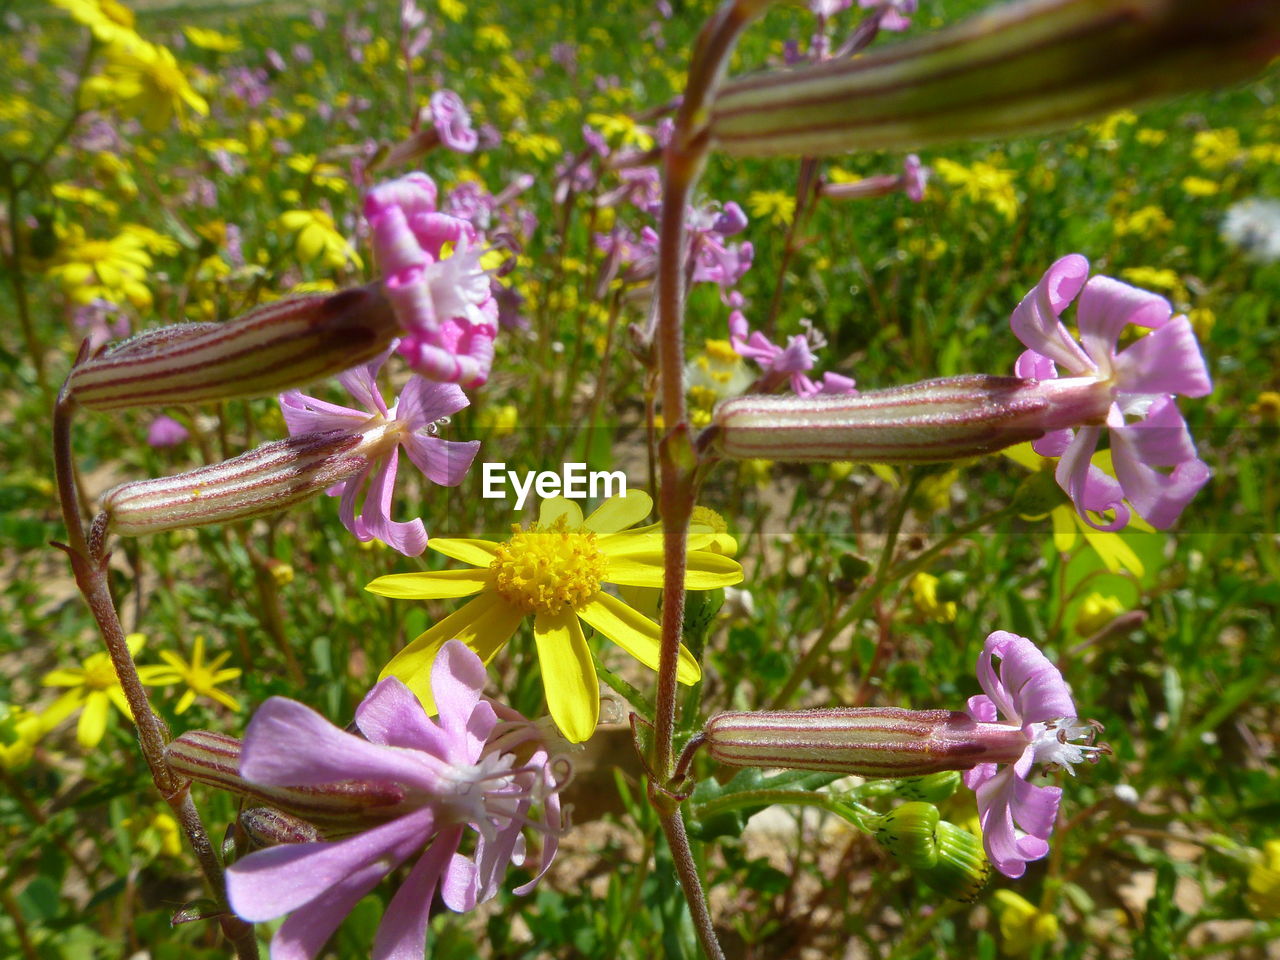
[41,634,171,749]
[50,0,138,46]
[46,224,154,308]
[1,704,43,771]
[140,635,242,713]
[85,38,209,132]
[366,491,743,742]
[278,210,363,270]
[182,26,242,53]
[746,189,797,228]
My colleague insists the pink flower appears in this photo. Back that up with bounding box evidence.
[859,0,917,31]
[225,641,566,960]
[279,351,479,556]
[902,153,928,202]
[729,312,857,397]
[1011,255,1213,530]
[424,89,477,153]
[146,414,188,448]
[964,631,1104,879]
[364,173,499,388]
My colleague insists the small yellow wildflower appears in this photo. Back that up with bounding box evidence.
[1118,266,1187,305]
[46,225,153,308]
[121,223,181,257]
[932,157,1019,222]
[1181,176,1220,197]
[183,26,241,53]
[1250,391,1280,423]
[1073,593,1125,636]
[142,635,242,713]
[1087,109,1137,145]
[586,112,654,151]
[992,890,1059,955]
[1247,839,1280,917]
[269,561,295,587]
[477,404,520,436]
[686,338,753,399]
[41,634,169,749]
[1113,205,1173,238]
[1187,307,1215,339]
[278,210,362,269]
[286,154,348,193]
[746,189,796,228]
[85,38,209,131]
[1136,128,1167,146]
[507,130,562,163]
[1,705,43,771]
[1191,128,1243,172]
[199,136,249,155]
[366,491,742,742]
[476,25,512,51]
[1247,143,1280,165]
[121,810,184,859]
[439,0,465,22]
[51,182,120,217]
[910,572,957,623]
[51,0,138,46]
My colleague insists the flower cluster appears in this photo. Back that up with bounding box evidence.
[1011,255,1212,529]
[729,311,857,397]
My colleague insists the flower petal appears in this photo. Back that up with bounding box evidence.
[582,489,652,533]
[538,496,583,528]
[426,538,499,567]
[439,845,480,913]
[605,549,743,589]
[379,595,523,712]
[983,631,1077,725]
[336,354,391,416]
[431,639,492,757]
[1076,275,1172,377]
[1113,315,1212,398]
[278,390,368,436]
[1056,426,1130,532]
[227,808,429,922]
[241,696,444,791]
[533,610,598,743]
[355,447,429,557]
[372,827,461,960]
[1111,407,1211,529]
[77,693,109,748]
[1009,255,1095,375]
[401,434,481,487]
[355,676,450,756]
[365,569,491,599]
[577,592,701,684]
[395,375,470,426]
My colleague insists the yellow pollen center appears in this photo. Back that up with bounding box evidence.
[489,518,608,616]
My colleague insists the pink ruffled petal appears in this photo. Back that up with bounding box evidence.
[241,697,446,791]
[355,677,451,756]
[1111,414,1211,529]
[265,855,400,960]
[965,694,998,723]
[395,376,471,428]
[278,390,368,436]
[974,633,1020,721]
[355,447,430,557]
[373,827,463,960]
[974,767,1055,878]
[464,699,500,763]
[370,205,432,278]
[1113,396,1198,466]
[1113,315,1212,398]
[1010,775,1062,840]
[431,639,489,755]
[962,760,998,792]
[1014,348,1057,381]
[364,172,437,221]
[401,435,481,487]
[985,632,1077,724]
[1009,255,1095,375]
[1032,427,1073,458]
[227,809,430,922]
[337,464,371,541]
[439,845,480,913]
[336,354,391,416]
[1076,275,1172,377]
[1055,426,1130,531]
[816,372,857,395]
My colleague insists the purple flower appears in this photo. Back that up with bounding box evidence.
[963,631,1104,879]
[225,641,566,960]
[902,153,928,202]
[859,0,917,31]
[72,297,130,352]
[424,89,477,154]
[279,351,479,556]
[146,414,189,448]
[364,173,499,388]
[729,312,857,397]
[1011,255,1213,530]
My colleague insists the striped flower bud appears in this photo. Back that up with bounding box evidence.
[711,374,1111,463]
[238,808,321,846]
[66,285,399,411]
[702,707,1029,778]
[868,803,991,902]
[165,731,406,837]
[102,423,401,537]
[708,0,1280,158]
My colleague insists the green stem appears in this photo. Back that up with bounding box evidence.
[692,787,875,826]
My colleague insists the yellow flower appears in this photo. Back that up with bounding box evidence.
[910,572,957,623]
[1002,444,1149,577]
[286,154,348,193]
[140,636,242,714]
[183,26,242,53]
[121,809,184,859]
[1136,128,1167,146]
[366,491,743,742]
[746,189,797,228]
[46,225,153,307]
[933,157,1019,222]
[278,210,362,269]
[1247,839,1280,918]
[85,38,209,131]
[1073,593,1125,636]
[50,0,138,46]
[1,705,43,771]
[1113,204,1173,238]
[51,182,120,216]
[1181,175,1220,197]
[507,130,562,162]
[1118,266,1187,306]
[686,338,753,400]
[120,223,181,256]
[1191,128,1243,171]
[41,634,168,749]
[586,112,654,151]
[476,25,512,52]
[992,890,1059,955]
[1250,391,1280,423]
[477,404,519,436]
[439,0,465,22]
[1087,109,1136,144]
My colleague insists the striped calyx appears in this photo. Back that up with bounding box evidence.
[165,730,406,838]
[711,375,1109,463]
[66,285,399,412]
[707,0,1280,158]
[102,423,400,537]
[702,707,1028,778]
